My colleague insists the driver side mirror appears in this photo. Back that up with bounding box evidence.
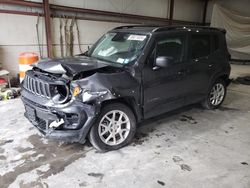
[155,56,174,68]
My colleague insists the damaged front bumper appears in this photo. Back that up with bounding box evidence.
[21,93,97,143]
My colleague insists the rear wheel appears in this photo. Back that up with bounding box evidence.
[202,79,227,109]
[89,103,136,151]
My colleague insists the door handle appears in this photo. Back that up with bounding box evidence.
[153,66,160,71]
[208,64,214,68]
[178,70,186,75]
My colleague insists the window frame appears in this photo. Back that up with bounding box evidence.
[148,32,188,66]
[211,34,220,53]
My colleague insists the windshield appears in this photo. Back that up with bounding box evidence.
[88,32,148,65]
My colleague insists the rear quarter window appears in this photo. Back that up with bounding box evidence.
[191,34,211,59]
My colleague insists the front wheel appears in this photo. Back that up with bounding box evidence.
[88,103,136,151]
[202,79,227,109]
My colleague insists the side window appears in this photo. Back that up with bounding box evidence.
[156,36,184,62]
[191,34,211,59]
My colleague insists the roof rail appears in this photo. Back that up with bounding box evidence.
[113,25,226,33]
[153,25,226,33]
[113,24,162,30]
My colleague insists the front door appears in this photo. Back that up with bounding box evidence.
[142,33,190,118]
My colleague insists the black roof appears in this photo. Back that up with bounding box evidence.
[113,25,226,33]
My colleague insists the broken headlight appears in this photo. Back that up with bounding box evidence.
[70,82,107,103]
[70,82,82,98]
[52,84,69,104]
[72,86,81,97]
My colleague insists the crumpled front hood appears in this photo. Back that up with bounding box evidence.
[35,56,111,76]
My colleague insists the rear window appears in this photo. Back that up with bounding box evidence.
[191,34,211,59]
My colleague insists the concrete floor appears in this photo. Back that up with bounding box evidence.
[0,64,250,188]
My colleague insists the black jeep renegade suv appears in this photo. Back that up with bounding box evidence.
[21,25,231,151]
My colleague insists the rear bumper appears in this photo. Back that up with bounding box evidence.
[21,96,97,143]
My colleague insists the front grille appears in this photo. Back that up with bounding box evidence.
[23,74,52,99]
[22,97,48,110]
[37,118,47,130]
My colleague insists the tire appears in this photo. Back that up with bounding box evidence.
[89,103,136,151]
[202,79,227,110]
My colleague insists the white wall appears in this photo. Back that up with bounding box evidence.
[206,0,250,23]
[0,14,122,77]
[51,17,124,57]
[0,14,43,77]
[0,0,207,77]
[28,0,171,18]
[28,0,204,21]
[173,0,203,22]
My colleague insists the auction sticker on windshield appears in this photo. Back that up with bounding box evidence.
[116,58,125,64]
[127,35,146,41]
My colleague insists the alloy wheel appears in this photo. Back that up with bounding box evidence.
[209,83,225,106]
[98,110,131,146]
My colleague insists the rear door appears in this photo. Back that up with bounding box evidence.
[186,32,216,103]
